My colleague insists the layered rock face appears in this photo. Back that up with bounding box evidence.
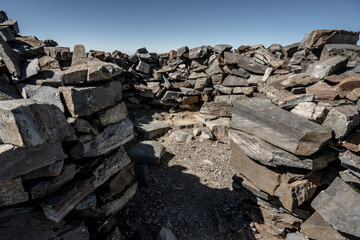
[0,9,360,240]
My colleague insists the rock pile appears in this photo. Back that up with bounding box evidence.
[0,11,136,239]
[229,30,360,239]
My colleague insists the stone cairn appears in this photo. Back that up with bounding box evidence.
[0,9,360,239]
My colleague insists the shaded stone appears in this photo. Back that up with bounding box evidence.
[229,129,336,170]
[346,87,360,101]
[97,101,127,126]
[323,105,359,139]
[156,227,177,240]
[82,118,134,157]
[0,26,15,41]
[42,146,131,222]
[291,102,328,123]
[194,77,210,90]
[200,102,232,117]
[67,117,97,134]
[340,129,360,152]
[325,70,357,84]
[278,94,314,109]
[306,56,348,79]
[231,97,332,156]
[213,95,247,104]
[188,71,208,79]
[232,68,250,78]
[169,130,193,142]
[300,212,346,240]
[0,99,75,147]
[213,85,233,95]
[0,177,28,207]
[321,44,360,66]
[213,44,232,54]
[136,60,151,74]
[22,160,64,180]
[179,87,201,96]
[135,119,170,139]
[335,73,360,98]
[311,177,360,238]
[340,170,360,190]
[176,46,189,58]
[14,58,40,82]
[284,42,300,58]
[0,36,21,78]
[59,80,122,117]
[128,140,165,165]
[189,46,208,59]
[222,75,249,87]
[17,84,64,112]
[305,30,360,49]
[161,91,182,102]
[339,150,360,178]
[0,19,19,34]
[306,81,337,100]
[44,46,70,61]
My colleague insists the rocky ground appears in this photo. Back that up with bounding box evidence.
[118,111,260,240]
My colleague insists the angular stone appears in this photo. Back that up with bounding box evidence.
[335,74,360,98]
[177,46,189,58]
[22,160,64,180]
[67,117,97,134]
[213,44,232,54]
[229,128,336,170]
[161,91,182,102]
[0,99,75,147]
[188,71,208,79]
[30,163,79,199]
[194,77,210,90]
[231,97,332,156]
[204,118,230,140]
[14,58,40,82]
[128,140,165,165]
[17,84,64,112]
[300,212,346,240]
[213,85,233,95]
[179,87,201,96]
[156,227,177,240]
[340,170,360,189]
[305,30,360,49]
[205,55,223,76]
[214,95,247,104]
[311,177,360,238]
[346,87,360,101]
[82,118,134,157]
[0,177,28,207]
[59,80,122,117]
[321,44,360,65]
[0,19,19,34]
[0,142,67,181]
[72,44,88,65]
[0,26,15,41]
[306,81,337,100]
[136,60,151,74]
[97,101,127,126]
[42,146,131,222]
[306,56,348,79]
[232,68,250,79]
[291,102,328,123]
[0,36,21,78]
[169,130,193,142]
[233,86,255,95]
[200,102,232,117]
[284,42,300,58]
[38,55,61,70]
[323,105,359,139]
[339,150,360,178]
[222,75,249,87]
[340,129,360,152]
[189,46,208,59]
[44,47,70,61]
[0,74,21,100]
[135,119,170,139]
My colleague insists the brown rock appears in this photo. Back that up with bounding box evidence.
[335,73,360,98]
[305,30,360,49]
[38,55,61,70]
[306,81,337,100]
[340,129,360,152]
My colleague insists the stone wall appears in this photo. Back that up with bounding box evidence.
[0,9,360,240]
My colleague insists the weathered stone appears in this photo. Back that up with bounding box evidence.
[169,130,193,142]
[177,46,189,58]
[156,227,177,240]
[67,117,97,134]
[161,91,182,102]
[323,105,359,139]
[291,102,328,123]
[213,44,232,54]
[135,119,170,139]
[189,46,208,59]
[0,142,66,181]
[221,75,249,87]
[213,95,247,104]
[42,146,131,222]
[0,36,21,78]
[232,68,250,79]
[22,160,64,180]
[311,177,360,238]
[284,42,300,58]
[179,87,201,96]
[335,74,360,98]
[0,99,75,147]
[0,19,19,34]
[128,140,165,165]
[14,58,40,82]
[238,54,267,74]
[321,44,360,66]
[30,163,79,199]
[0,75,21,100]
[188,71,208,79]
[346,87,360,101]
[44,46,70,61]
[306,56,348,79]
[325,70,357,84]
[200,102,232,117]
[194,77,210,90]
[0,177,28,207]
[97,101,127,126]
[231,97,332,156]
[17,84,64,112]
[224,52,240,65]
[340,170,360,190]
[72,44,88,65]
[213,85,233,95]
[229,129,336,170]
[59,80,122,117]
[233,86,255,95]
[285,232,309,240]
[204,118,230,140]
[0,26,15,41]
[82,118,134,157]
[278,94,314,109]
[136,60,151,74]
[339,150,360,178]
[300,212,346,240]
[306,81,337,100]
[305,30,360,49]
[38,55,61,70]
[340,129,360,152]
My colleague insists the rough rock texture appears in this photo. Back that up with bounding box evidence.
[306,56,348,79]
[305,30,360,49]
[128,140,165,165]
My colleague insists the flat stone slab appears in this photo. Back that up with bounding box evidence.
[0,99,75,147]
[59,80,122,117]
[0,36,21,79]
[311,177,360,238]
[135,119,170,140]
[200,102,232,117]
[306,56,348,79]
[128,140,165,165]
[339,150,360,178]
[97,101,127,126]
[305,30,360,49]
[231,97,332,156]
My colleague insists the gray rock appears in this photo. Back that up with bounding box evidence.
[44,47,70,61]
[161,91,182,102]
[0,26,15,41]
[179,87,201,96]
[189,46,208,59]
[213,85,233,95]
[213,44,232,54]
[136,60,151,74]
[0,36,21,78]
[204,118,230,140]
[22,160,64,180]
[67,117,98,134]
[135,119,171,139]
[339,150,360,178]
[222,75,249,87]
[232,68,250,78]
[231,97,332,156]
[82,118,134,157]
[71,44,88,65]
[321,44,360,66]
[156,227,177,240]
[17,84,64,112]
[200,102,232,117]
[291,102,328,123]
[0,177,28,207]
[0,142,67,181]
[285,232,309,240]
[225,52,267,74]
[323,105,359,139]
[128,140,165,165]
[59,80,122,117]
[194,77,210,90]
[0,99,75,147]
[306,56,348,79]
[0,19,19,34]
[311,177,360,238]
[97,101,127,126]
[169,130,193,142]
[14,58,40,82]
[213,95,247,104]
[177,46,189,58]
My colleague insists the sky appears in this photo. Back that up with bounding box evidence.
[2,0,360,54]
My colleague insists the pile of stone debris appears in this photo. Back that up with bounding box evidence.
[0,8,360,240]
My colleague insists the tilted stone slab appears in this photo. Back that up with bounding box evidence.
[0,142,67,182]
[0,36,21,78]
[311,177,360,238]
[0,99,75,147]
[59,80,122,117]
[306,56,348,79]
[230,97,332,156]
[339,150,360,178]
[305,30,360,49]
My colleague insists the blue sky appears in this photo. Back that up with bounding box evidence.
[3,0,360,54]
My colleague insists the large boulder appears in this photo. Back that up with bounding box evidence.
[305,30,360,49]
